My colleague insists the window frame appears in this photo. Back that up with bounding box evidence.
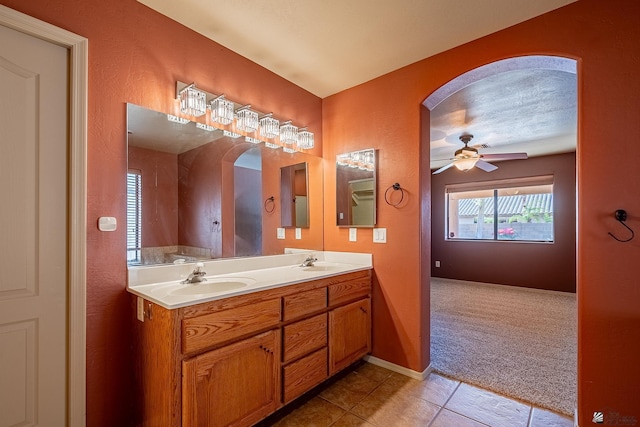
[127,170,142,264]
[445,175,554,243]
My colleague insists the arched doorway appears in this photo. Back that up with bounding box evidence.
[423,55,578,415]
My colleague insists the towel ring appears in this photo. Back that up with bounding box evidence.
[607,209,635,243]
[384,183,406,207]
[264,196,275,213]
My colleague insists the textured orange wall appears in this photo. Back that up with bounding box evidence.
[323,1,640,424]
[0,1,322,425]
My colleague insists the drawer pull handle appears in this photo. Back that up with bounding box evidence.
[360,307,367,314]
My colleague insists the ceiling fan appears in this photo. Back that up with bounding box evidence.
[432,134,528,174]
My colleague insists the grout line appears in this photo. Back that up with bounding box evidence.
[425,379,462,427]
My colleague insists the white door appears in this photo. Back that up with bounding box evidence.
[0,23,69,426]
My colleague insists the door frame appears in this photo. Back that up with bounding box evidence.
[0,5,88,426]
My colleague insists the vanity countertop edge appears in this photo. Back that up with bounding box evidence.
[127,250,372,310]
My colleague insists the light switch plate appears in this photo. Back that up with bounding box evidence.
[277,228,286,239]
[349,228,357,242]
[295,228,302,239]
[373,228,387,243]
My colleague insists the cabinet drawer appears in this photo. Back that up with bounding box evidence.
[282,287,327,321]
[283,313,327,363]
[182,298,281,354]
[282,348,328,404]
[328,276,371,307]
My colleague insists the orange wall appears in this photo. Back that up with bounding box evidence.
[0,1,322,425]
[323,1,640,424]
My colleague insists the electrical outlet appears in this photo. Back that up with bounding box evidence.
[349,228,357,242]
[295,228,302,239]
[137,297,145,322]
[435,260,441,268]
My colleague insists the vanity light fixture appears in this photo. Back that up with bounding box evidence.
[210,95,234,125]
[264,142,280,149]
[167,114,190,124]
[175,80,314,149]
[196,122,216,132]
[179,83,207,117]
[235,106,259,133]
[259,114,280,139]
[297,128,314,149]
[283,147,297,153]
[223,130,242,139]
[279,121,298,145]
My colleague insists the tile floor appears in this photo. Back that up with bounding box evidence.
[258,361,574,427]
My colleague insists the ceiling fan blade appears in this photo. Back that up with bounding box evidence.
[481,152,528,161]
[475,159,498,172]
[432,162,456,175]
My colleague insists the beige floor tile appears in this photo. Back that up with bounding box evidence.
[430,408,490,427]
[445,383,531,427]
[351,387,441,427]
[268,396,345,427]
[351,362,394,383]
[319,371,381,410]
[331,413,376,427]
[529,407,574,427]
[383,372,459,406]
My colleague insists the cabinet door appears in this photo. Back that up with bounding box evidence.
[182,329,280,427]
[328,298,371,375]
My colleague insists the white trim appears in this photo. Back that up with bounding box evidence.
[0,5,87,427]
[364,355,432,381]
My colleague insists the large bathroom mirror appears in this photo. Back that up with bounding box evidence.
[336,149,377,227]
[280,162,309,228]
[127,103,323,265]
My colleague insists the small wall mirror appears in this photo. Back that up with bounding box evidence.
[280,162,309,228]
[336,149,376,227]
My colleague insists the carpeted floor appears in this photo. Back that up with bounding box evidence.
[430,277,576,416]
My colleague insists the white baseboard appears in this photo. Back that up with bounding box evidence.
[363,355,432,381]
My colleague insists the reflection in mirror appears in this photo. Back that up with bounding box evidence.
[336,149,376,227]
[280,162,309,228]
[126,104,322,266]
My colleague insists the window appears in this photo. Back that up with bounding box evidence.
[446,176,554,242]
[127,171,142,264]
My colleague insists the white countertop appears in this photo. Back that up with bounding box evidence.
[127,250,372,309]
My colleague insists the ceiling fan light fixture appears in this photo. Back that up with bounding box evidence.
[454,157,478,171]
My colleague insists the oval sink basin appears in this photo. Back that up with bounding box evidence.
[170,278,253,296]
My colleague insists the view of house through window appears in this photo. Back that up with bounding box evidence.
[127,171,142,264]
[446,175,554,242]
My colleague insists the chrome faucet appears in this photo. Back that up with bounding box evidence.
[300,255,318,267]
[182,262,207,284]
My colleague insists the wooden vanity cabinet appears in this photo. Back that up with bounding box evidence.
[182,329,280,427]
[132,269,371,427]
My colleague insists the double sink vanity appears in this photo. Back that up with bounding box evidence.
[128,250,373,427]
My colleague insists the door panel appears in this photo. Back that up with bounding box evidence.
[0,23,68,426]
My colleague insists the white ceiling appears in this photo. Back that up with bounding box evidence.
[137,0,576,98]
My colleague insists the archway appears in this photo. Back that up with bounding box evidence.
[422,55,578,415]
